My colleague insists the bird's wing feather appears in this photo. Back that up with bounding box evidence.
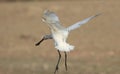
[43,10,65,30]
[67,13,101,31]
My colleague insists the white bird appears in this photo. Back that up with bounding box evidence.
[35,10,101,74]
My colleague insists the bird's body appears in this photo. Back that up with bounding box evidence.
[52,29,74,52]
[35,10,101,74]
[42,10,75,52]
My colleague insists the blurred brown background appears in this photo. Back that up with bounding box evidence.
[0,0,120,74]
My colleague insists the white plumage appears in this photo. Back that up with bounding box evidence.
[53,29,74,52]
[35,10,101,74]
[42,10,101,52]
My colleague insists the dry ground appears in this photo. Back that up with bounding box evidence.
[0,0,120,74]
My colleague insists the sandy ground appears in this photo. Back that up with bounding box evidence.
[0,1,120,74]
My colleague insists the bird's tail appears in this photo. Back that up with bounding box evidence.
[55,43,74,52]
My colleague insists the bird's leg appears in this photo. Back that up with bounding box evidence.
[35,38,44,46]
[64,52,68,71]
[54,50,61,74]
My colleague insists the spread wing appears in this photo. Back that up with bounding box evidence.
[67,13,101,31]
[43,10,65,30]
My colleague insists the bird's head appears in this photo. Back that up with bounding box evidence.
[42,10,60,24]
